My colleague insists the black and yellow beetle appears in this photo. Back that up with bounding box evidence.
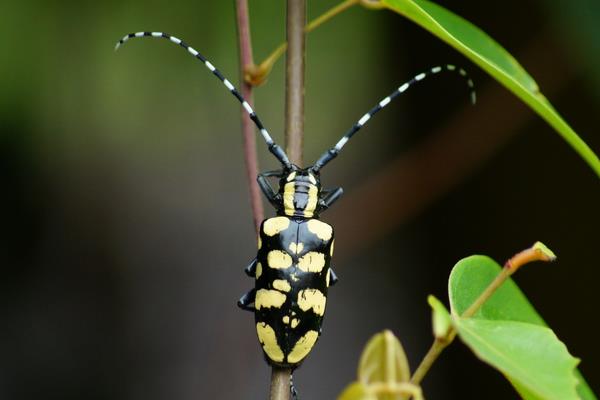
[239,166,340,368]
[115,31,475,371]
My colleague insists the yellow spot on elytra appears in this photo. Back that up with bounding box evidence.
[286,172,297,182]
[263,216,290,237]
[330,240,335,256]
[257,234,262,249]
[307,219,333,241]
[256,322,284,362]
[282,316,290,324]
[289,242,304,255]
[283,182,295,216]
[255,289,286,309]
[291,318,300,328]
[287,330,319,364]
[267,250,293,269]
[273,279,291,293]
[256,262,262,279]
[297,252,326,273]
[303,185,318,218]
[297,289,327,316]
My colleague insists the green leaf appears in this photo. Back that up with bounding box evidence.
[380,0,600,178]
[358,330,411,385]
[449,255,596,399]
[454,319,580,400]
[427,295,452,339]
[509,378,546,400]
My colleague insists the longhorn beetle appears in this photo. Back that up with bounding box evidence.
[115,30,475,385]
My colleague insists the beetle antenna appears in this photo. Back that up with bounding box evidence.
[115,32,291,168]
[311,64,476,172]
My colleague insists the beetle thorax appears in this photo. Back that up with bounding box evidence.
[279,169,320,218]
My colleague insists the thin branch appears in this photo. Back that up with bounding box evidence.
[270,368,292,400]
[235,0,264,231]
[410,334,455,386]
[284,0,306,165]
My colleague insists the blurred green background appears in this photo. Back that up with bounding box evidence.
[1,1,599,399]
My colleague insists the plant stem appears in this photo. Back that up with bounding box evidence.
[270,367,292,400]
[410,333,455,385]
[267,2,306,399]
[284,0,306,165]
[306,0,360,32]
[235,0,264,231]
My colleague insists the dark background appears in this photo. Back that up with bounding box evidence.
[1,0,599,399]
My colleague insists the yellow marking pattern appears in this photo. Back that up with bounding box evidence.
[273,279,291,293]
[267,250,293,269]
[282,316,290,324]
[330,239,335,256]
[303,185,318,218]
[257,234,262,249]
[289,242,304,255]
[255,289,287,309]
[286,172,297,182]
[307,219,333,241]
[308,173,317,185]
[263,216,290,237]
[287,330,319,364]
[291,318,300,328]
[297,252,326,273]
[256,322,284,362]
[297,289,327,316]
[283,182,295,216]
[256,262,262,279]
[326,268,330,287]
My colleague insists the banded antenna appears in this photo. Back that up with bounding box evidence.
[311,65,476,172]
[115,31,291,168]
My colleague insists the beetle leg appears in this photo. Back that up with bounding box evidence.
[329,268,339,286]
[244,258,258,277]
[258,170,283,207]
[237,288,256,312]
[318,187,344,212]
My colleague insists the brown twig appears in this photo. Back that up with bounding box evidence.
[284,0,306,165]
[235,0,264,231]
[270,367,292,400]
